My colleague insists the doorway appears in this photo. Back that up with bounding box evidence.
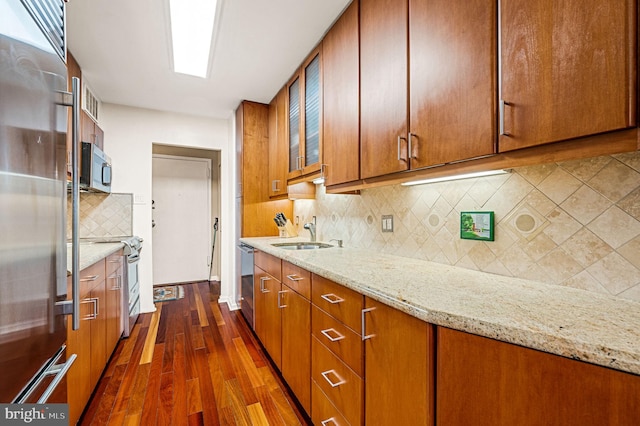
[152,147,221,285]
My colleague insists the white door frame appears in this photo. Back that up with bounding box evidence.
[152,154,212,285]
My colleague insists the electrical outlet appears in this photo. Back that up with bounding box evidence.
[382,215,394,232]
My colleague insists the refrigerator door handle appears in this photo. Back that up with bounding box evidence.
[58,77,81,330]
[36,353,77,404]
[13,346,76,404]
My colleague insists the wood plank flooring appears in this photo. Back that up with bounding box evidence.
[80,282,310,425]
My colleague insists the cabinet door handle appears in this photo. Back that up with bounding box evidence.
[499,99,510,136]
[361,307,376,340]
[286,274,303,282]
[320,328,345,342]
[321,369,346,388]
[278,290,287,308]
[83,298,99,320]
[408,132,417,160]
[272,180,280,192]
[260,276,270,293]
[397,135,408,162]
[80,275,99,282]
[320,293,344,304]
[321,418,339,426]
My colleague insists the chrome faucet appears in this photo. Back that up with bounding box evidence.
[304,222,316,242]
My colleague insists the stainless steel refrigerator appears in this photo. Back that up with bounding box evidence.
[1,0,77,404]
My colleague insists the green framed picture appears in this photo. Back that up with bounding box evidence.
[460,211,494,241]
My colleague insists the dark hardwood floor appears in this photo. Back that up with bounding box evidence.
[80,281,310,425]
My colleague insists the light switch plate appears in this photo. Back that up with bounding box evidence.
[382,215,394,232]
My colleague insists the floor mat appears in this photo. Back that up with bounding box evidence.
[153,285,185,303]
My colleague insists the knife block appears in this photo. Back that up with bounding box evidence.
[278,219,298,237]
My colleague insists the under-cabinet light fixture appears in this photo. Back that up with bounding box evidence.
[169,0,217,78]
[401,169,511,186]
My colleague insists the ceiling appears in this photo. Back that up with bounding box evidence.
[66,0,351,120]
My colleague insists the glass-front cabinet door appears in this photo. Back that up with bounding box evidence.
[287,47,322,180]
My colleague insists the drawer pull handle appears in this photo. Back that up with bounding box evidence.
[260,276,271,293]
[80,274,99,282]
[320,293,344,304]
[361,307,376,340]
[321,369,346,388]
[320,328,345,342]
[321,418,339,426]
[278,290,287,308]
[286,274,303,282]
[83,297,99,320]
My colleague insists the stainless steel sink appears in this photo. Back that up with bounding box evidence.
[271,242,333,250]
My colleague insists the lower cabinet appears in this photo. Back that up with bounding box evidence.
[66,251,124,425]
[281,263,311,413]
[363,297,435,425]
[436,327,640,425]
[254,264,282,368]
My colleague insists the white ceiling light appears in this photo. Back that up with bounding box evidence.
[401,169,511,186]
[169,0,217,78]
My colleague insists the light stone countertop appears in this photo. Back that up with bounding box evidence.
[66,242,124,274]
[241,236,640,376]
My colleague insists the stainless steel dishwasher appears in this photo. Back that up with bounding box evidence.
[238,243,255,329]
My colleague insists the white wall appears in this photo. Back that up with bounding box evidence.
[101,103,237,313]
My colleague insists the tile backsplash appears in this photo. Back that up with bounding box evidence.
[67,192,133,239]
[294,151,640,302]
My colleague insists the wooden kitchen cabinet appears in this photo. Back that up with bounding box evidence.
[436,327,640,425]
[66,276,94,426]
[81,110,104,149]
[253,251,282,368]
[105,251,124,357]
[499,0,636,152]
[268,88,289,198]
[89,276,107,387]
[66,52,82,180]
[408,0,496,168]
[363,297,435,425]
[360,0,496,179]
[236,101,292,237]
[311,274,364,425]
[322,0,360,187]
[280,263,311,413]
[287,47,323,180]
[360,0,408,179]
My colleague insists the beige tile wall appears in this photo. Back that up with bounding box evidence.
[67,192,133,239]
[293,151,640,302]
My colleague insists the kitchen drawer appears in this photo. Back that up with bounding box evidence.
[282,261,311,299]
[254,250,282,281]
[79,259,105,293]
[312,305,363,377]
[312,336,363,426]
[312,380,351,426]
[105,249,123,276]
[312,274,363,332]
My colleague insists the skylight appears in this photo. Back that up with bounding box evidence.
[169,0,217,78]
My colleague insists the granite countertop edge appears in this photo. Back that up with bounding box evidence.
[241,236,640,376]
[66,242,125,274]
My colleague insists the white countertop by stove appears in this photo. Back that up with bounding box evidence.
[241,236,640,376]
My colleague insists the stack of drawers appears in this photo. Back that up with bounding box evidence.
[311,273,364,425]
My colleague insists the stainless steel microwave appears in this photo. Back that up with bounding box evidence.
[80,142,112,193]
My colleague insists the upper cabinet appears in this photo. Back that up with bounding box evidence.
[287,47,323,180]
[323,0,360,187]
[499,0,637,152]
[360,0,408,179]
[268,87,289,198]
[360,0,496,179]
[409,0,496,168]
